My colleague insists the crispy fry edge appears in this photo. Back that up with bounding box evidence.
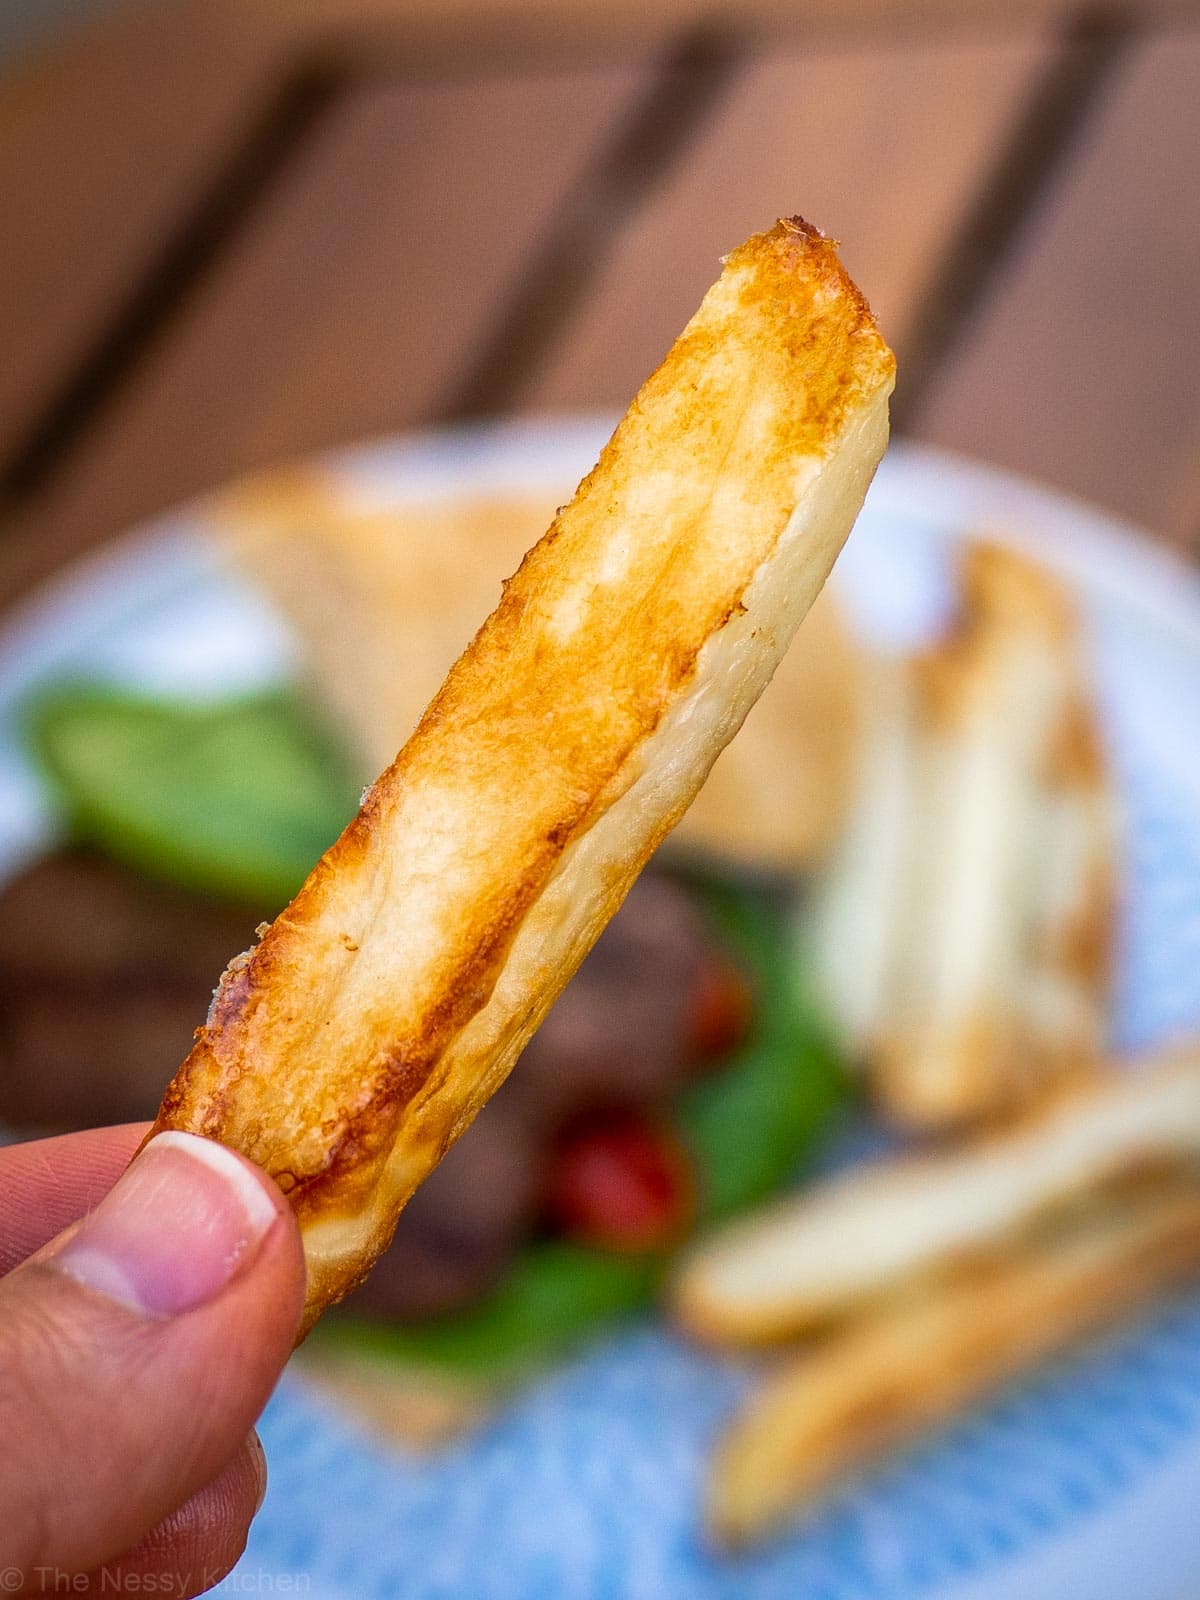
[151,218,895,1332]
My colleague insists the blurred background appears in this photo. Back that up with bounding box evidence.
[1,0,1198,603]
[3,2,1200,1594]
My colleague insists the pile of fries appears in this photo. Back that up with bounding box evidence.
[676,1051,1200,1546]
[673,541,1200,1547]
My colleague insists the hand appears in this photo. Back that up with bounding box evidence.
[0,1124,305,1597]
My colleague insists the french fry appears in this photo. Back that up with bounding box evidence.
[876,544,1103,1124]
[707,1176,1200,1548]
[153,219,895,1332]
[674,1049,1200,1345]
[810,541,1117,1128]
[1020,688,1117,1095]
[219,480,866,873]
[802,654,915,1054]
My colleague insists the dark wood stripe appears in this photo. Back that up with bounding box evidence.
[0,24,741,512]
[434,26,748,420]
[890,7,1138,432]
[0,57,348,510]
[0,5,1142,511]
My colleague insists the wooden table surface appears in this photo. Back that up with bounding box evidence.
[1,0,1198,607]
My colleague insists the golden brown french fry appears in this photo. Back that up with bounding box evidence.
[708,1177,1200,1548]
[674,1049,1200,1346]
[153,219,895,1332]
[219,479,866,872]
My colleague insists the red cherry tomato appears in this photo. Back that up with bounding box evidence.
[686,956,754,1064]
[542,1112,694,1253]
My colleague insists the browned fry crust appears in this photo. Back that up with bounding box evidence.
[218,482,864,872]
[152,218,894,1330]
[215,482,566,776]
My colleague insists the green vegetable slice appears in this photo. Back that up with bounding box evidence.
[676,872,849,1222]
[26,685,358,907]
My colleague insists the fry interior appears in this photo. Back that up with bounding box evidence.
[152,218,895,1330]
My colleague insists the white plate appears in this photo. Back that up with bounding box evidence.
[4,421,1200,1600]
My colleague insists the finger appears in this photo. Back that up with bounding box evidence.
[67,1435,267,1599]
[0,1132,304,1576]
[0,1123,150,1272]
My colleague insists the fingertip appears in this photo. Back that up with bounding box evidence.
[48,1132,292,1321]
[0,1140,303,1575]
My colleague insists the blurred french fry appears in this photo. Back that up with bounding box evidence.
[803,655,916,1054]
[811,541,1117,1128]
[674,1049,1200,1345]
[218,471,864,872]
[707,1176,1200,1548]
[1020,690,1118,1095]
[876,544,1103,1124]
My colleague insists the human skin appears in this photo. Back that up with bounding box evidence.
[0,1123,304,1596]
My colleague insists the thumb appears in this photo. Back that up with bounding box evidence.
[0,1131,305,1577]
